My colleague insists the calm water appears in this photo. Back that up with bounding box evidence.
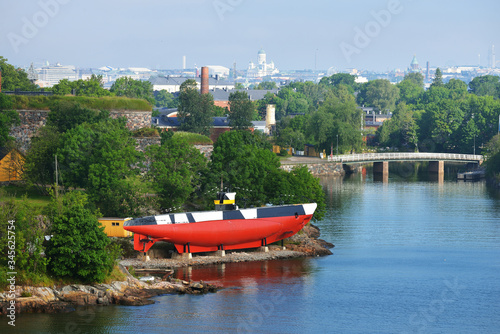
[4,173,500,333]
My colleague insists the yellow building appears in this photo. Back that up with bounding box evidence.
[98,217,133,237]
[0,147,24,182]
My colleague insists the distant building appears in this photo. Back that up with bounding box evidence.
[211,89,278,110]
[36,63,78,87]
[247,49,279,78]
[409,55,420,73]
[149,76,234,93]
[206,65,230,78]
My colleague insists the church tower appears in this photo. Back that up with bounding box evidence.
[258,49,266,65]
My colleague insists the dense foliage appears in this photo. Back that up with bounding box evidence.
[206,130,325,219]
[10,95,152,111]
[0,93,20,147]
[110,77,155,104]
[0,193,48,286]
[45,192,114,283]
[177,79,214,136]
[0,56,38,91]
[145,135,208,212]
[228,91,255,129]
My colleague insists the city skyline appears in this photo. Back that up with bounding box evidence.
[1,0,499,71]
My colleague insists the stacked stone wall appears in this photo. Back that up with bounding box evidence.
[110,111,151,131]
[135,137,161,152]
[194,145,213,158]
[10,110,49,152]
[10,110,151,152]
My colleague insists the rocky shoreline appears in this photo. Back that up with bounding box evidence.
[0,265,218,315]
[1,224,333,314]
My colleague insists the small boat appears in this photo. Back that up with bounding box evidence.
[123,192,317,254]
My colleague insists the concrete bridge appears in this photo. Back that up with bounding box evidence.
[328,152,484,180]
[327,152,483,164]
[281,153,484,179]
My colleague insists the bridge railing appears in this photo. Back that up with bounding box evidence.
[326,153,483,163]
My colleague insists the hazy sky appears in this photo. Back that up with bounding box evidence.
[1,0,499,71]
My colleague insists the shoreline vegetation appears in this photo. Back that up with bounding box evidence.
[0,224,333,314]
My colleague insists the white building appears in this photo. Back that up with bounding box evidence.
[149,76,235,93]
[36,63,78,87]
[247,49,279,78]
[206,65,230,78]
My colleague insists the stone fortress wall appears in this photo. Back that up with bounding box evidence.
[10,110,152,152]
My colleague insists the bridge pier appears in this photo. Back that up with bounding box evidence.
[373,161,389,182]
[428,161,444,182]
[428,161,444,175]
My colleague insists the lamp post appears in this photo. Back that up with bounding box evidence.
[336,134,339,155]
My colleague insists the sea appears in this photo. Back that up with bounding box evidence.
[3,166,500,333]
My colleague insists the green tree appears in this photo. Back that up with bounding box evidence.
[23,126,61,195]
[484,134,500,177]
[145,136,207,212]
[0,195,48,284]
[228,91,255,129]
[52,75,111,97]
[377,102,419,151]
[319,73,358,93]
[0,93,20,147]
[110,77,155,104]
[357,79,400,112]
[403,72,424,87]
[307,85,363,153]
[207,130,276,206]
[177,79,214,136]
[275,127,305,150]
[234,82,245,90]
[47,100,109,133]
[255,81,277,90]
[51,79,73,95]
[155,90,178,108]
[444,79,468,100]
[45,191,113,283]
[469,75,500,97]
[58,118,144,216]
[431,68,444,88]
[207,130,325,219]
[0,57,38,91]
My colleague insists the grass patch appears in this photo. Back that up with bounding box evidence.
[11,95,152,111]
[0,184,51,208]
[103,265,128,283]
[173,131,213,145]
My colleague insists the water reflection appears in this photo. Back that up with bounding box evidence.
[174,258,315,290]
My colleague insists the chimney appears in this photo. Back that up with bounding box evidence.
[265,104,276,134]
[201,66,209,94]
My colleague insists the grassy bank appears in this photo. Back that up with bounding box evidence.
[11,95,152,111]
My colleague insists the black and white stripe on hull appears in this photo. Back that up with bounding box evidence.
[124,203,317,227]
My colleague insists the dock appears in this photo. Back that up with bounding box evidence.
[457,170,485,181]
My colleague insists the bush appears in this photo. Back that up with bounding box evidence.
[45,191,113,283]
[132,127,159,138]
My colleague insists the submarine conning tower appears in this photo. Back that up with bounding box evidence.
[215,192,237,211]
